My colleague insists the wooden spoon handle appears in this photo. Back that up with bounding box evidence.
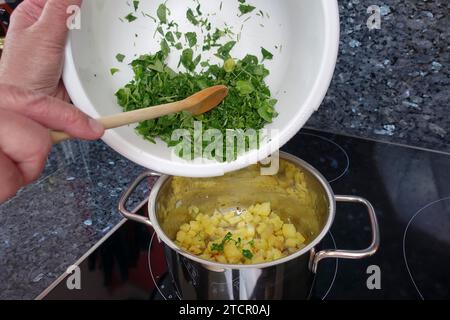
[51,100,190,144]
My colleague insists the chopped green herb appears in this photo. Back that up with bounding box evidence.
[186,8,199,26]
[110,68,120,75]
[195,4,202,16]
[185,32,198,47]
[236,80,254,95]
[242,249,253,259]
[115,52,276,160]
[239,4,256,16]
[157,3,168,24]
[143,13,157,22]
[216,41,236,60]
[261,47,274,61]
[125,13,137,22]
[160,39,170,57]
[211,232,234,252]
[165,31,175,43]
[133,0,139,11]
[116,53,126,63]
[211,243,224,252]
[203,28,228,51]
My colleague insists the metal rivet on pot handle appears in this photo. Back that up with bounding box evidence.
[311,195,380,273]
[118,171,161,227]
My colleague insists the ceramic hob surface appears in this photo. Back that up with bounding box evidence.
[39,129,450,300]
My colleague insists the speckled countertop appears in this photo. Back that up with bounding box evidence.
[307,0,449,151]
[0,0,448,299]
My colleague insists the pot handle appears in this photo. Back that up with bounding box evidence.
[311,195,380,273]
[118,171,161,227]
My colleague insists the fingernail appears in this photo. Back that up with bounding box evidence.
[88,118,104,135]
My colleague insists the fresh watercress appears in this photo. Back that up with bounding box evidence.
[115,51,277,160]
[261,47,274,61]
[239,4,256,16]
[116,53,126,63]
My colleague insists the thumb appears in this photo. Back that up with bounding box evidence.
[0,84,104,140]
[8,0,47,31]
[35,0,83,43]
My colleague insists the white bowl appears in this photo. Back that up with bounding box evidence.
[63,0,340,177]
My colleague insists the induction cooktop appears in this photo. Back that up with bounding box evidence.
[37,129,450,300]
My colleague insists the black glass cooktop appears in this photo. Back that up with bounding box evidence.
[38,129,450,300]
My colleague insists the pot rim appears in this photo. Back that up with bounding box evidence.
[147,151,336,269]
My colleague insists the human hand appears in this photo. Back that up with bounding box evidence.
[0,0,105,203]
[0,84,104,203]
[0,0,82,99]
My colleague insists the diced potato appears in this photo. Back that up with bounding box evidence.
[189,245,202,255]
[271,248,283,260]
[268,235,284,250]
[219,220,229,227]
[224,211,235,220]
[175,202,309,265]
[296,232,306,243]
[176,230,187,243]
[187,230,197,237]
[261,225,274,240]
[224,242,241,263]
[179,224,190,232]
[242,212,253,222]
[237,221,246,229]
[216,255,227,264]
[270,216,283,231]
[190,221,201,232]
[256,223,266,236]
[245,224,255,238]
[254,202,271,216]
[204,224,216,236]
[227,215,242,225]
[282,224,296,238]
[285,238,299,248]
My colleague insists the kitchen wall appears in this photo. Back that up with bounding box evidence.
[307,0,449,153]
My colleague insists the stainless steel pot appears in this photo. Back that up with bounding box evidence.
[118,152,380,300]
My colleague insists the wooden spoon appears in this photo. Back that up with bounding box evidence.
[51,85,228,144]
